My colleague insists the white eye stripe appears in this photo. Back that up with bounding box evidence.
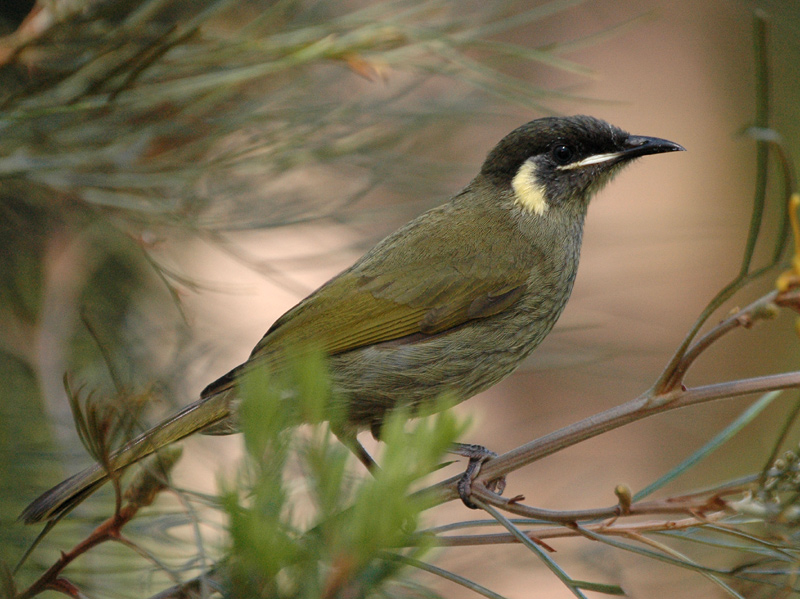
[555,151,623,170]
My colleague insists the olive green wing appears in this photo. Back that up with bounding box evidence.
[248,207,535,359]
[201,201,537,397]
[257,265,528,357]
[201,263,528,397]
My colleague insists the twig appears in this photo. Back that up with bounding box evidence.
[661,290,780,391]
[17,509,135,599]
[479,371,800,488]
[464,480,732,523]
[432,511,729,547]
[413,365,800,511]
[15,451,180,599]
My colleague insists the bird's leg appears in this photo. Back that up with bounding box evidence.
[451,443,506,509]
[334,430,379,473]
[336,423,505,509]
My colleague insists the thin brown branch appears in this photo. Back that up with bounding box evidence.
[15,451,180,599]
[662,290,780,391]
[479,371,800,486]
[466,480,731,524]
[415,368,800,510]
[432,511,729,547]
[16,510,130,599]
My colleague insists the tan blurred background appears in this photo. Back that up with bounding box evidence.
[4,0,800,597]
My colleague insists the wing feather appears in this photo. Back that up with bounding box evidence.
[202,196,544,398]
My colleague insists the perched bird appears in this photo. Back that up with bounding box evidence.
[21,115,683,523]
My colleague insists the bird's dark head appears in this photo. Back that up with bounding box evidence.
[479,115,684,216]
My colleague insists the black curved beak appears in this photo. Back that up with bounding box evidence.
[623,135,685,159]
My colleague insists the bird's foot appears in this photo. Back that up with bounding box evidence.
[451,443,506,509]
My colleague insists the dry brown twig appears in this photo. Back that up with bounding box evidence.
[15,448,182,599]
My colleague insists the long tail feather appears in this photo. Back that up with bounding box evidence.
[20,390,232,524]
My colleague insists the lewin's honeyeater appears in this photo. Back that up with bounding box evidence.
[21,115,683,523]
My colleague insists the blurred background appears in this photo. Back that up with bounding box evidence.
[1,0,799,597]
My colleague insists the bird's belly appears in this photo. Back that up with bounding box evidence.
[328,310,558,432]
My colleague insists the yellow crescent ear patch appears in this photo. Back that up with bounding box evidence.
[512,160,548,215]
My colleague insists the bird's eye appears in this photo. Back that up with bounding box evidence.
[551,144,574,165]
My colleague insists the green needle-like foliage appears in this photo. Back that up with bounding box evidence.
[224,357,466,599]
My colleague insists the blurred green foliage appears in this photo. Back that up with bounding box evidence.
[224,359,465,599]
